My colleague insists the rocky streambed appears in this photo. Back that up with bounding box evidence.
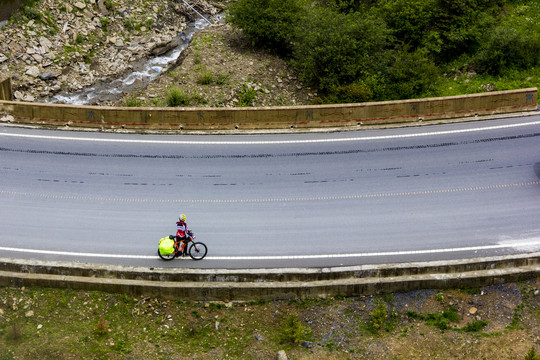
[0,0,223,105]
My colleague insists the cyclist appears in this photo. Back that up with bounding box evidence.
[175,214,190,257]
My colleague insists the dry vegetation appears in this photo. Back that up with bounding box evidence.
[1,279,540,359]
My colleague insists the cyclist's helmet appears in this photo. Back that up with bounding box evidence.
[179,213,187,222]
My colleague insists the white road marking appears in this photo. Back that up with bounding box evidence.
[1,120,539,145]
[1,240,539,260]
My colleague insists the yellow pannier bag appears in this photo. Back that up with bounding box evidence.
[159,237,175,255]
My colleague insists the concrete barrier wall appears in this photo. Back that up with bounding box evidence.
[0,77,12,101]
[0,86,537,131]
[1,253,539,300]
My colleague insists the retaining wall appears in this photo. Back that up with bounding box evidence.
[0,85,537,131]
[1,253,539,301]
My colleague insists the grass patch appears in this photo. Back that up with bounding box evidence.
[237,83,257,107]
[197,69,214,85]
[166,86,190,107]
[125,94,142,107]
[407,307,460,331]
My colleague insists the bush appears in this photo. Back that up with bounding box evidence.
[377,0,437,48]
[278,313,312,344]
[125,94,142,107]
[375,47,439,100]
[197,69,214,85]
[237,84,257,107]
[425,0,501,61]
[166,86,189,107]
[291,8,389,92]
[227,0,304,53]
[525,346,540,360]
[461,320,489,332]
[319,83,374,104]
[474,3,540,74]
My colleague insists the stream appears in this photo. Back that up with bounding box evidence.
[49,17,215,106]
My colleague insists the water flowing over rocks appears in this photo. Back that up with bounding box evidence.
[0,0,221,105]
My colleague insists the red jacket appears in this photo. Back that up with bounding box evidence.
[176,221,188,238]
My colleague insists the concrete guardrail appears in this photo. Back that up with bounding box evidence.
[0,77,537,131]
[0,253,538,301]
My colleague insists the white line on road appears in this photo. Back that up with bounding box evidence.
[1,240,539,260]
[1,120,539,145]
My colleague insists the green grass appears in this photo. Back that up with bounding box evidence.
[166,86,190,107]
[0,284,538,359]
[433,67,540,98]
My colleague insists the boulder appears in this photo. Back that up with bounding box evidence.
[39,72,58,81]
[151,38,181,56]
[25,66,40,77]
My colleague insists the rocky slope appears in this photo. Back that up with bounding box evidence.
[0,0,222,104]
[0,0,315,108]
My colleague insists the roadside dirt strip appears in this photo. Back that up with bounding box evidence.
[0,253,538,301]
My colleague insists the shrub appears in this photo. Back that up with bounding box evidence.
[291,8,389,92]
[23,6,41,21]
[227,0,305,53]
[525,346,540,360]
[237,84,257,107]
[369,298,388,332]
[320,83,374,104]
[125,94,142,107]
[197,69,214,85]
[278,313,312,344]
[407,306,460,331]
[461,320,489,332]
[377,0,436,48]
[215,74,228,85]
[474,12,540,75]
[379,46,440,100]
[166,86,189,107]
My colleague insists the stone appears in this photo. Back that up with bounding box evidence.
[469,307,478,315]
[32,54,43,63]
[151,38,181,56]
[0,53,7,63]
[39,72,57,81]
[74,1,86,10]
[276,350,288,360]
[39,36,53,49]
[97,0,109,15]
[25,66,40,77]
[25,310,34,317]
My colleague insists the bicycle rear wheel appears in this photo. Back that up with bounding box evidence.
[188,242,207,260]
[158,248,176,261]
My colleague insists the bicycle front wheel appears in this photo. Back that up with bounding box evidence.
[188,242,207,260]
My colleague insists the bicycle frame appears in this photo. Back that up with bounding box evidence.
[176,235,196,254]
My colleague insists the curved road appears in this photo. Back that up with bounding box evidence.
[1,116,539,269]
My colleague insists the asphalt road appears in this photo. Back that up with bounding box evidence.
[1,116,539,269]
